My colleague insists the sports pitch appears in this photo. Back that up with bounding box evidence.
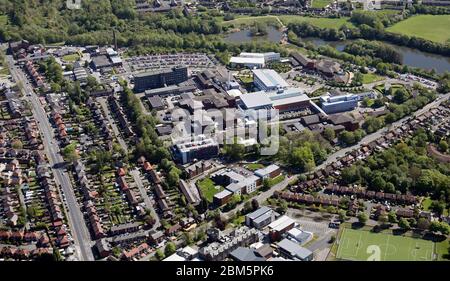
[336,228,434,261]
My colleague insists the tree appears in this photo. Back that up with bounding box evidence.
[430,201,446,216]
[357,212,368,225]
[243,201,252,214]
[438,139,448,152]
[223,141,245,161]
[398,218,411,230]
[183,232,193,245]
[167,166,181,187]
[291,145,315,172]
[417,218,430,230]
[164,242,176,257]
[62,142,79,162]
[323,127,336,141]
[339,131,356,146]
[338,209,347,221]
[155,249,165,261]
[261,178,271,191]
[11,139,23,149]
[388,211,398,224]
[429,221,450,235]
[251,199,259,211]
[393,88,411,104]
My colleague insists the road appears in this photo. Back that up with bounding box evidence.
[222,176,295,218]
[97,97,129,153]
[130,168,161,230]
[98,97,160,230]
[316,91,450,170]
[6,56,94,261]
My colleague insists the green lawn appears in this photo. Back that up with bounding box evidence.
[311,0,333,8]
[386,15,450,44]
[62,53,80,62]
[422,197,433,211]
[336,228,434,261]
[246,163,265,171]
[268,175,285,187]
[361,73,384,84]
[239,76,253,84]
[221,15,354,30]
[435,239,450,261]
[197,178,223,203]
[279,16,354,29]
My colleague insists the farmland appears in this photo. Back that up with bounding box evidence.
[386,15,450,44]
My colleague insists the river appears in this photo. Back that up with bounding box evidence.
[224,26,283,43]
[302,37,450,74]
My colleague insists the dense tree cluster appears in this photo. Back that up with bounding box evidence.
[121,87,171,164]
[344,40,402,64]
[339,129,450,205]
[276,130,331,172]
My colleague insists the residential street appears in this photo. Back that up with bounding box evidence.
[130,168,161,230]
[6,55,95,261]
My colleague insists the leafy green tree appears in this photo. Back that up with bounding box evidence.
[62,142,79,162]
[388,211,398,224]
[164,242,176,257]
[323,127,336,141]
[155,249,165,261]
[438,139,448,152]
[398,218,411,230]
[393,88,411,104]
[338,209,347,221]
[357,212,368,225]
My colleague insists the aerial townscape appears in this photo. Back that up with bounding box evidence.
[0,0,449,263]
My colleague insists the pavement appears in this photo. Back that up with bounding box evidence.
[99,97,160,230]
[130,168,161,231]
[97,97,129,153]
[6,55,94,261]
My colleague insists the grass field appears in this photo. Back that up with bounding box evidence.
[422,197,432,211]
[386,15,450,44]
[221,15,354,29]
[336,228,434,261]
[62,53,80,62]
[361,73,384,84]
[197,178,223,203]
[311,0,333,8]
[435,239,450,261]
[246,163,265,171]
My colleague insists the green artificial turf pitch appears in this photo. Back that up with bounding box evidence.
[336,228,434,261]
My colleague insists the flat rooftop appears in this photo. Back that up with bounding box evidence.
[252,69,289,89]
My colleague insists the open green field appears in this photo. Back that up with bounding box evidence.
[336,228,434,261]
[221,15,354,29]
[311,0,333,8]
[197,178,223,203]
[386,15,450,44]
[62,53,80,62]
[279,16,354,29]
[246,163,265,171]
[435,239,450,261]
[361,73,384,84]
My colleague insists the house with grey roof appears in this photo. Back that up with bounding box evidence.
[277,238,313,261]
